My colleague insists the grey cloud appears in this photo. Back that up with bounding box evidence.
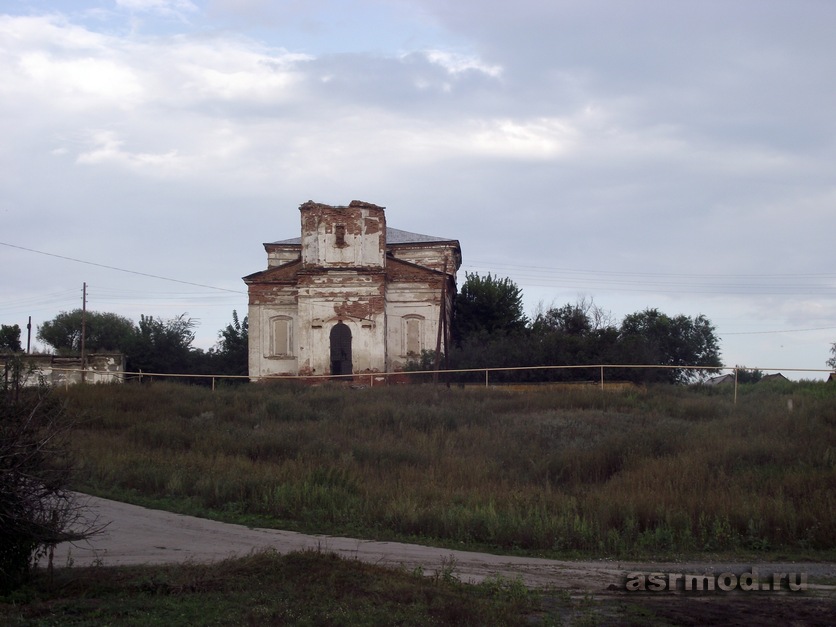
[2,1,835,370]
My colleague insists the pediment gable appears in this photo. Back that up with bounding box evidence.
[243,259,302,283]
[385,255,444,281]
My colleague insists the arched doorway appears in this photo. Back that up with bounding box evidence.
[330,322,352,376]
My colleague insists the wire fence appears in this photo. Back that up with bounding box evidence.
[34,364,835,403]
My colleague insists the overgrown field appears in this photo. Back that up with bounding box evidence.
[2,549,550,626]
[63,380,836,557]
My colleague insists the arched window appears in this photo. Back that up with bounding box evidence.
[270,316,293,356]
[402,315,424,356]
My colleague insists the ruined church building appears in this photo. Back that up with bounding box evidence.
[244,200,461,379]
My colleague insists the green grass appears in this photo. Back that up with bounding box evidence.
[63,380,836,559]
[0,550,559,626]
[6,551,833,627]
[6,381,836,625]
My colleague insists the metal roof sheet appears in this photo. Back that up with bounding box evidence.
[270,227,456,246]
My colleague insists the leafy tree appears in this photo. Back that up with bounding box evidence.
[37,312,82,354]
[617,309,721,383]
[735,366,764,384]
[531,303,592,336]
[524,299,616,381]
[447,332,533,383]
[827,342,836,370]
[209,310,249,376]
[0,324,22,353]
[530,297,614,337]
[446,280,724,385]
[1,357,100,591]
[37,310,134,354]
[126,314,198,375]
[453,273,527,343]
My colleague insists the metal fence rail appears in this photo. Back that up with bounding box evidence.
[40,364,835,403]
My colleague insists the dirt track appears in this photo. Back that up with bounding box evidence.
[49,495,836,596]
[42,495,836,624]
[50,495,629,590]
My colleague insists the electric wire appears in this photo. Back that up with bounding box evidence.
[722,326,836,336]
[462,260,836,296]
[4,242,834,339]
[1,242,246,294]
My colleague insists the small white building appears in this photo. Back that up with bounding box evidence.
[243,200,461,379]
[1,353,126,387]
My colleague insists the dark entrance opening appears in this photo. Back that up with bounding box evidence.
[330,322,353,376]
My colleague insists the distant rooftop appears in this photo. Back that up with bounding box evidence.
[271,227,456,246]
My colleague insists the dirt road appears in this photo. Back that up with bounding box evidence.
[42,495,836,624]
[51,495,625,590]
[49,495,836,597]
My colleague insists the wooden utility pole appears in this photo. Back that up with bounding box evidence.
[433,259,448,383]
[80,282,87,383]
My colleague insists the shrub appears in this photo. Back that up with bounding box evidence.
[0,357,99,591]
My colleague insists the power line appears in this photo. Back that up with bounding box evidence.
[462,261,836,296]
[722,326,836,336]
[1,241,246,294]
[0,288,82,316]
[466,259,836,280]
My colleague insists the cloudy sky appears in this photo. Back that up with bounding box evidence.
[2,0,835,377]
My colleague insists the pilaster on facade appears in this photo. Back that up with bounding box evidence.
[243,200,461,379]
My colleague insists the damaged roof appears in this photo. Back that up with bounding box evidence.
[271,227,456,246]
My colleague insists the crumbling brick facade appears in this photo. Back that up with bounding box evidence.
[243,200,461,379]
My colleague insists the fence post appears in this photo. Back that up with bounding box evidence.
[485,369,489,387]
[600,365,604,392]
[734,368,738,405]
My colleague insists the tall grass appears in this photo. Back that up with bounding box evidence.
[63,380,836,557]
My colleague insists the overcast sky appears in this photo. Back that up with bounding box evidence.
[2,0,835,377]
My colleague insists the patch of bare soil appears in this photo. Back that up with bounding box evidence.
[48,495,835,625]
[605,595,835,627]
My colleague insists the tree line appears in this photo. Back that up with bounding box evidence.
[3,272,835,383]
[445,272,723,384]
[1,310,248,379]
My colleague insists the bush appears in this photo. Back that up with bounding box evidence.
[0,357,99,591]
